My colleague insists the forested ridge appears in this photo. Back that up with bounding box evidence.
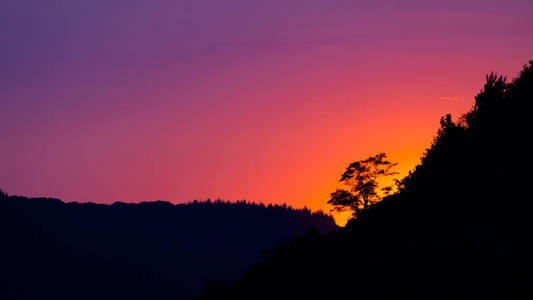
[0,195,336,299]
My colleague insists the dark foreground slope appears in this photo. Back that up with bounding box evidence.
[199,61,533,299]
[0,195,337,300]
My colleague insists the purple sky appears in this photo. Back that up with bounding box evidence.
[1,0,532,224]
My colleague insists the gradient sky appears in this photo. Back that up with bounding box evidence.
[1,0,532,225]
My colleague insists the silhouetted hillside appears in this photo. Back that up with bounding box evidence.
[0,194,337,300]
[199,61,533,299]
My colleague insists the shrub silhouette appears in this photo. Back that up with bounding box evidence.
[198,60,533,299]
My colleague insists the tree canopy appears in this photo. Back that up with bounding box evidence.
[328,153,397,218]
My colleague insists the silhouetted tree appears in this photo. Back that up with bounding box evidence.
[328,153,397,218]
[461,72,507,128]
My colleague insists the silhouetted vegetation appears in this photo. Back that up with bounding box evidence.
[198,60,533,299]
[328,153,397,218]
[0,194,336,299]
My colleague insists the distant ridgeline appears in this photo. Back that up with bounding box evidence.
[0,192,337,300]
[198,61,533,299]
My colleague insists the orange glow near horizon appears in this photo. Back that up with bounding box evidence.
[312,146,431,226]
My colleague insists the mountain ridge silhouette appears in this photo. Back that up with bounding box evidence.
[0,193,337,299]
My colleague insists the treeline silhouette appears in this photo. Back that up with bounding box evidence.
[198,61,533,299]
[0,194,337,299]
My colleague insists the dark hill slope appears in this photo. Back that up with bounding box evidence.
[0,195,337,300]
[199,61,533,299]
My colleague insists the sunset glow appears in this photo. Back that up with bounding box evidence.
[1,1,532,225]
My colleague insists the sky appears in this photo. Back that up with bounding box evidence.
[1,0,532,225]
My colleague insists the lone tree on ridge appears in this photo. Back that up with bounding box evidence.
[328,153,398,218]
